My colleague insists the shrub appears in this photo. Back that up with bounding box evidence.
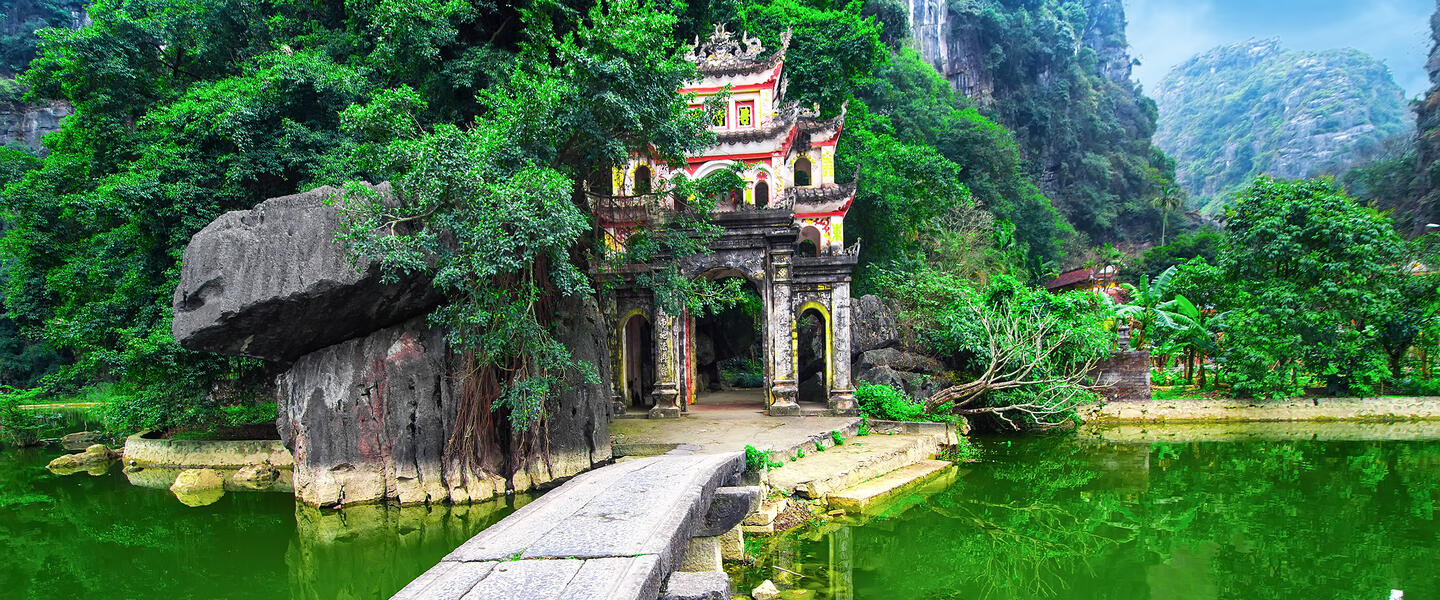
[831,429,844,446]
[855,382,956,424]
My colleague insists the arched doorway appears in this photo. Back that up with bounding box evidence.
[794,156,813,187]
[620,313,655,410]
[689,273,766,410]
[796,304,830,406]
[755,181,770,208]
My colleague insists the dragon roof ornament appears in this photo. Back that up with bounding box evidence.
[686,24,791,74]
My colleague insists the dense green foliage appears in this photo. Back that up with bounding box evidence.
[1155,40,1412,215]
[1130,177,1440,399]
[945,0,1176,245]
[855,382,951,423]
[0,0,85,76]
[0,0,1104,432]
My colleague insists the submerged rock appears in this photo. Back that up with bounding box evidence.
[60,431,105,452]
[751,580,780,600]
[233,462,280,490]
[170,468,227,507]
[46,444,118,476]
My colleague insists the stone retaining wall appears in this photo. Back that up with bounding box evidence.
[123,432,294,469]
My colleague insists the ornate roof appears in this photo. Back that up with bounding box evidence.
[791,181,857,213]
[686,24,791,76]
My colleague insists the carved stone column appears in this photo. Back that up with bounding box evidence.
[768,251,799,416]
[828,283,856,414]
[649,304,682,418]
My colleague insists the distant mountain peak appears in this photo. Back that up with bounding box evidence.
[1153,40,1412,212]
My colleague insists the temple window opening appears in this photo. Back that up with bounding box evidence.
[635,165,652,195]
[795,156,812,187]
[755,181,770,208]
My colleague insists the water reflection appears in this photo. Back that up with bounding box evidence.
[734,435,1440,600]
[286,497,531,600]
[0,447,529,599]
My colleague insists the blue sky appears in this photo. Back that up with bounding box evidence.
[1124,0,1434,98]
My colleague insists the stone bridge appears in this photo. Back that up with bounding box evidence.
[393,452,755,600]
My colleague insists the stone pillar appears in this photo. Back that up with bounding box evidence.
[768,251,799,416]
[828,283,856,414]
[650,304,683,418]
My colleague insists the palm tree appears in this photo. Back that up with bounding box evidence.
[1115,266,1182,350]
[1151,184,1186,246]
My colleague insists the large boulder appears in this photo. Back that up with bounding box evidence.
[855,347,944,375]
[848,295,900,357]
[170,468,227,506]
[46,444,118,475]
[277,294,613,507]
[171,184,439,362]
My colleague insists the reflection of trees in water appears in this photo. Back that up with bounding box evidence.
[286,498,524,599]
[740,436,1440,600]
[0,449,526,599]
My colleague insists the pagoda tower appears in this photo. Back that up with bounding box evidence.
[597,25,858,418]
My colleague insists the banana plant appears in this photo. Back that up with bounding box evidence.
[1115,266,1182,350]
[1160,293,1228,386]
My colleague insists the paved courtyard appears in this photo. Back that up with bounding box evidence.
[610,390,858,456]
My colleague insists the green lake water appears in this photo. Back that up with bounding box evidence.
[0,447,525,599]
[5,432,1440,599]
[732,433,1440,600]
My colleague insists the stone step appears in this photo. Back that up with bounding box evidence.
[765,433,941,499]
[826,459,957,515]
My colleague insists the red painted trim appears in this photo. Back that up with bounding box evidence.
[793,195,856,218]
[684,81,778,95]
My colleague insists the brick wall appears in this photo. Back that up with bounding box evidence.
[1090,351,1152,402]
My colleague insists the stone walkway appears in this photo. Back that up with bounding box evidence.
[393,452,743,600]
[1081,396,1440,424]
[611,395,859,457]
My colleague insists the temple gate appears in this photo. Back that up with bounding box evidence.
[595,25,858,417]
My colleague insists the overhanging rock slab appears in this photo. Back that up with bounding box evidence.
[172,183,439,362]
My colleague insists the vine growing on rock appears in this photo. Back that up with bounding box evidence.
[332,0,741,482]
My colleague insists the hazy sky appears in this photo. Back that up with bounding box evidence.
[1125,0,1434,98]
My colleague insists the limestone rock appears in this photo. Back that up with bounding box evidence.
[751,580,781,600]
[848,295,899,357]
[679,536,723,572]
[856,348,944,375]
[277,294,612,506]
[171,184,439,362]
[718,525,745,562]
[699,486,762,536]
[233,462,280,490]
[46,444,118,475]
[0,101,72,154]
[60,431,105,452]
[661,571,731,600]
[170,468,226,507]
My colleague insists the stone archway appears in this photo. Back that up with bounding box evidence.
[619,311,654,410]
[796,303,831,406]
[686,269,768,410]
